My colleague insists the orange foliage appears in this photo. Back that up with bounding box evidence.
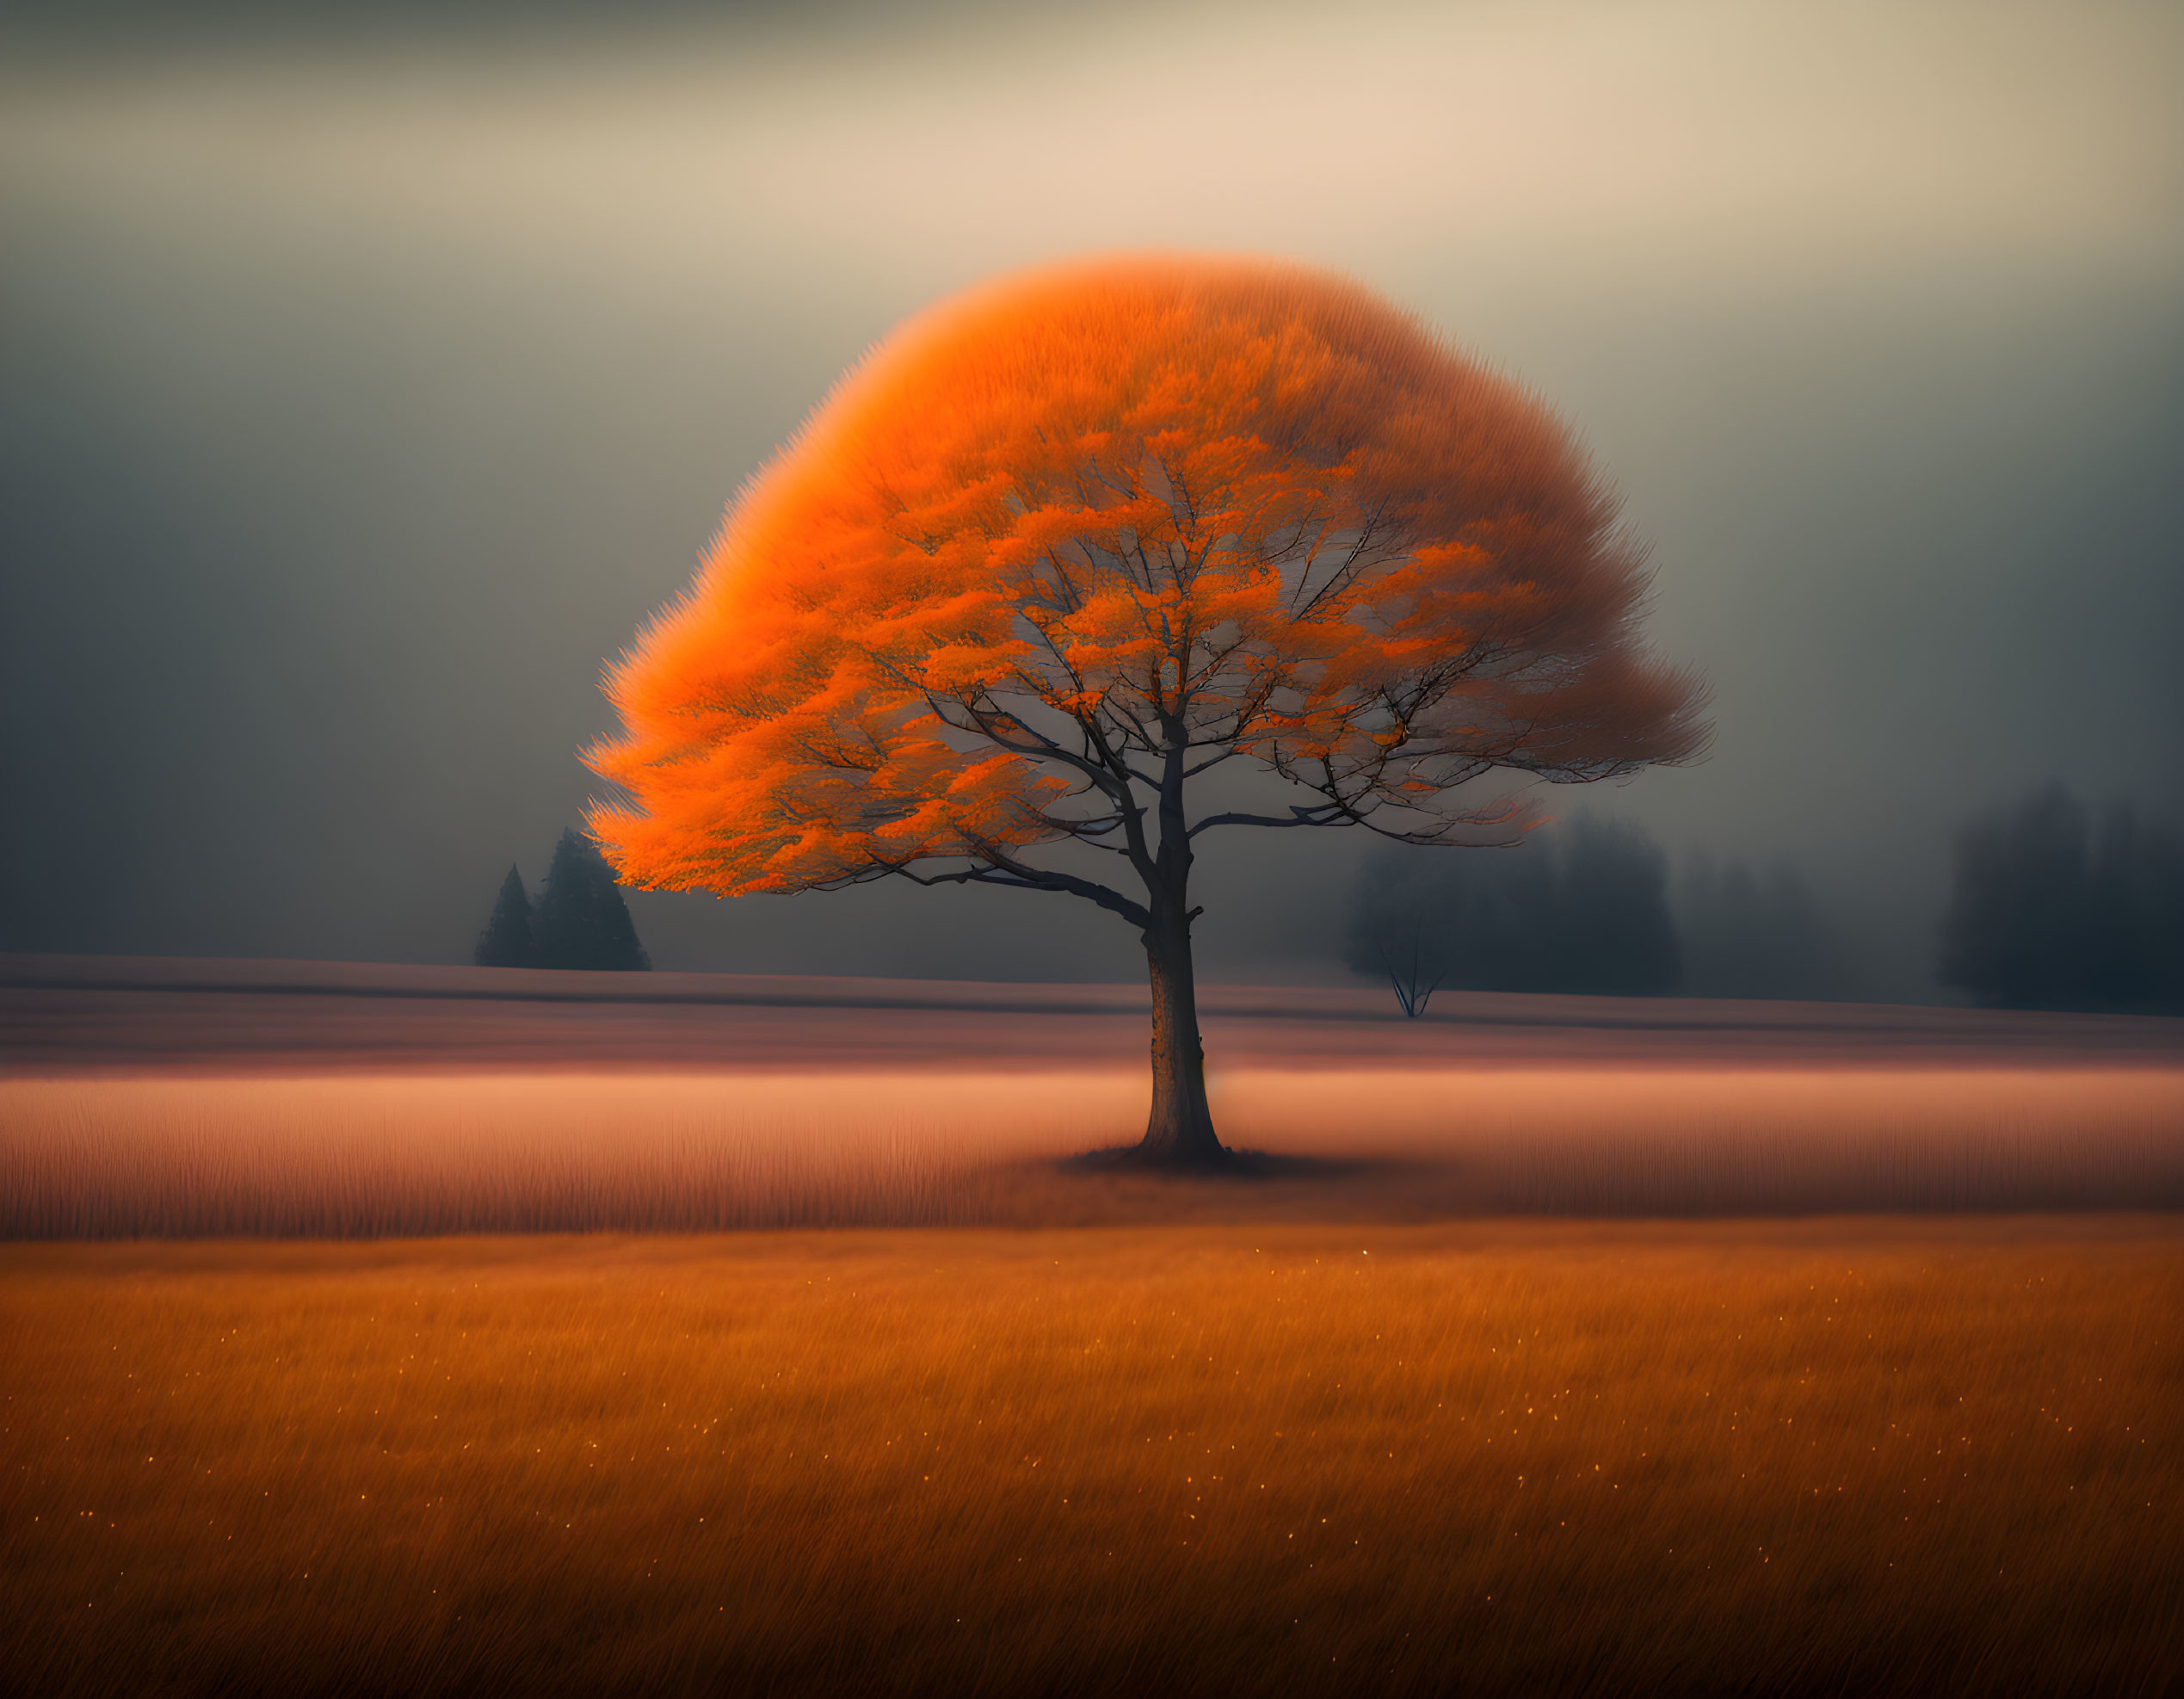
[586,255,1705,901]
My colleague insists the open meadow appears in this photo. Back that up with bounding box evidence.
[3,957,2181,1695]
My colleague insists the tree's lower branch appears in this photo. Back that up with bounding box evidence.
[885,856,1152,931]
[1187,804,1347,837]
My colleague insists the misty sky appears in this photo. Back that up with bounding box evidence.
[3,0,2178,998]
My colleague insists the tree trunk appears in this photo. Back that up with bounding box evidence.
[1137,911,1225,1165]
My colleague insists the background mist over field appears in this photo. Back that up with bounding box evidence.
[3,0,2179,999]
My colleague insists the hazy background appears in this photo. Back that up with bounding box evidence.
[3,0,2178,998]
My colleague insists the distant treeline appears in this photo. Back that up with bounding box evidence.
[1938,785,2181,1014]
[1349,787,2181,1013]
[1346,818,1850,1010]
[476,829,650,971]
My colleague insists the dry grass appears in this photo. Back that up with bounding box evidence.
[0,1073,1134,1236]
[5,1047,2180,1691]
[3,1221,2179,1697]
[5,1066,2181,1235]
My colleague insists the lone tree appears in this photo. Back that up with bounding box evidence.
[474,863,536,967]
[534,829,651,972]
[588,256,1706,1164]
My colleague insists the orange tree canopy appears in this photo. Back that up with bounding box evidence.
[587,255,1706,905]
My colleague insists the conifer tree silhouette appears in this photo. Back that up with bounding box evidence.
[534,829,651,971]
[473,864,536,968]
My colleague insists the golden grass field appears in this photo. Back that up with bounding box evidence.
[3,963,2180,1694]
[5,1221,2180,1697]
